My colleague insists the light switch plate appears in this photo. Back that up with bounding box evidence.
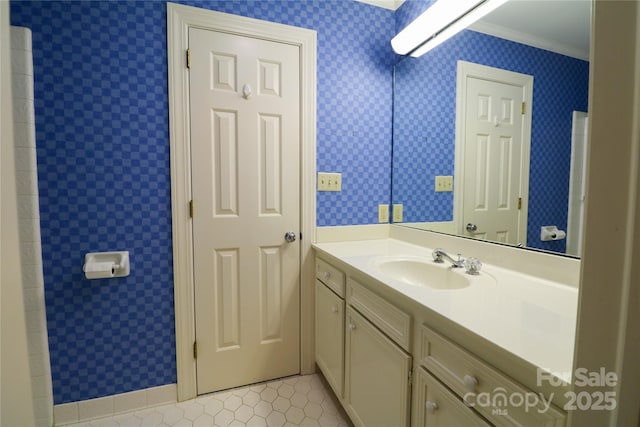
[378,204,389,223]
[392,204,403,222]
[435,175,453,192]
[318,172,342,191]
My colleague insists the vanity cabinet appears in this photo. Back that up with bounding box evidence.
[315,279,345,397]
[418,325,566,427]
[314,252,566,427]
[315,258,346,397]
[345,307,412,427]
[315,257,412,427]
[344,276,413,426]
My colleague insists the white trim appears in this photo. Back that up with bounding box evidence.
[570,2,640,425]
[167,3,317,401]
[453,60,533,247]
[566,111,588,257]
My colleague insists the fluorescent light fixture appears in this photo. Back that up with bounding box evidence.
[391,0,509,57]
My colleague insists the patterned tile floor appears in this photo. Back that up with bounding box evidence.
[63,374,351,427]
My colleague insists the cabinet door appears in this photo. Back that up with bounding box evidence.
[315,280,345,397]
[345,307,412,427]
[414,368,491,427]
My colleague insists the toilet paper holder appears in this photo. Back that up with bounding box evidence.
[83,251,130,279]
[540,226,566,241]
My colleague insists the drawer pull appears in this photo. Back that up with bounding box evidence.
[425,401,438,414]
[331,306,339,313]
[463,374,479,390]
[322,271,331,280]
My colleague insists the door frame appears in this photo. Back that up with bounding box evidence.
[453,60,533,245]
[167,3,317,401]
[566,111,588,257]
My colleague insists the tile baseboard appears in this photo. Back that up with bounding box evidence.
[53,384,177,425]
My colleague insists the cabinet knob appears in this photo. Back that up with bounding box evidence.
[349,323,356,331]
[322,271,331,280]
[463,374,479,390]
[425,401,438,414]
[331,306,339,313]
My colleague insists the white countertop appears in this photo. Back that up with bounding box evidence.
[313,238,578,383]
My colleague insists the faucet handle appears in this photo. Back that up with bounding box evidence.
[463,257,482,275]
[432,248,444,263]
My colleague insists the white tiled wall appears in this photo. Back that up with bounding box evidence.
[11,25,54,427]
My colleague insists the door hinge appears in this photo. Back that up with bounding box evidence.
[518,197,522,210]
[193,341,198,359]
[521,102,526,114]
[408,369,413,386]
[189,200,194,218]
[186,49,191,69]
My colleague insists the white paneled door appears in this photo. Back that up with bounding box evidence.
[462,74,529,245]
[189,27,301,395]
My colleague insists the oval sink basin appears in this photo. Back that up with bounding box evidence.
[372,256,471,290]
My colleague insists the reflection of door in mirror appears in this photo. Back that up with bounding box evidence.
[566,111,588,257]
[391,18,590,256]
[454,61,533,246]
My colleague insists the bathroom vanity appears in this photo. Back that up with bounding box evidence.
[313,227,578,426]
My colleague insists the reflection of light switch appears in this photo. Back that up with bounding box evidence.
[435,175,453,192]
[318,172,342,191]
[378,204,389,223]
[392,204,403,222]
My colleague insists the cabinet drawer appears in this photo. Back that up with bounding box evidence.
[419,325,566,426]
[316,257,346,297]
[347,278,411,351]
[414,367,490,427]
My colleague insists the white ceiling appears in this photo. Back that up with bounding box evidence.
[470,0,592,61]
[354,0,591,61]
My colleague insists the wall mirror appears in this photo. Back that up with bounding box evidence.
[392,0,591,257]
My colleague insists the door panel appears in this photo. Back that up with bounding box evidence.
[463,76,525,244]
[189,27,300,394]
[345,307,412,427]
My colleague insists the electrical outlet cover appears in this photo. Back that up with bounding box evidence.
[378,204,389,223]
[393,204,403,222]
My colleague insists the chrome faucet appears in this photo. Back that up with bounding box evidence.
[432,248,464,268]
[433,248,483,274]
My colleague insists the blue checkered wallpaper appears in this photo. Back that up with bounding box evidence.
[183,0,396,226]
[11,0,395,404]
[392,29,589,252]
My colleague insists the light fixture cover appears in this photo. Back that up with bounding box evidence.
[391,0,508,57]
